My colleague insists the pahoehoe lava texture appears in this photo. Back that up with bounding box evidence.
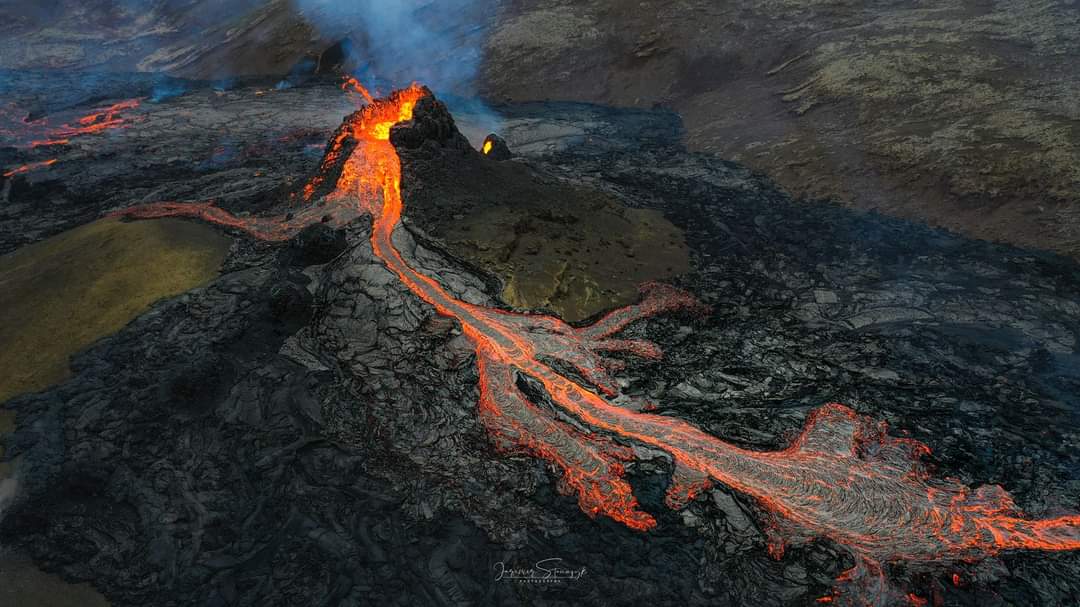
[2,79,1080,606]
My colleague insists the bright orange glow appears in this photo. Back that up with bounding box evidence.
[30,138,70,148]
[1,99,141,150]
[51,99,141,140]
[298,84,425,204]
[482,140,493,154]
[114,84,1080,603]
[71,99,140,132]
[906,593,928,606]
[341,76,375,105]
[3,158,58,178]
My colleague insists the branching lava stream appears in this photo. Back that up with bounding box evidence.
[115,85,1080,604]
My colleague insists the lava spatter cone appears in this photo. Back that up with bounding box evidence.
[112,84,1080,604]
[389,94,473,154]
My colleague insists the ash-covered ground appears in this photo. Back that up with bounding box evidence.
[2,74,1080,606]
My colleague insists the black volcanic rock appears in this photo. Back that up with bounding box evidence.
[390,94,472,154]
[288,223,348,266]
[1,80,1080,607]
[164,354,232,411]
[268,277,313,325]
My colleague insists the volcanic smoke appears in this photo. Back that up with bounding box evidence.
[115,83,1080,604]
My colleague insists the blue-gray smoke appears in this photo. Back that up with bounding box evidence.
[1,0,502,143]
[294,0,505,144]
[295,0,491,96]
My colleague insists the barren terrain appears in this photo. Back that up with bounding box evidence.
[2,0,1077,255]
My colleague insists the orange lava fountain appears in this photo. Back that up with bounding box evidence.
[114,84,1080,604]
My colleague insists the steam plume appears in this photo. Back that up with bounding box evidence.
[295,0,492,96]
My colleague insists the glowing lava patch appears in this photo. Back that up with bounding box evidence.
[2,98,143,178]
[0,99,141,150]
[3,158,58,178]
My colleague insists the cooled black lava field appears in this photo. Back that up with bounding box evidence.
[2,72,1080,607]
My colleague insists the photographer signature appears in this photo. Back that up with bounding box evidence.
[493,557,587,583]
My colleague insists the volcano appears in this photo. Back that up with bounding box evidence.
[2,76,1080,607]
[108,82,1080,603]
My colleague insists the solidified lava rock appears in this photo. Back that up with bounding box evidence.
[288,223,348,266]
[390,94,472,154]
[268,278,313,325]
[315,39,352,74]
[164,354,232,410]
[390,96,691,322]
[2,81,1080,607]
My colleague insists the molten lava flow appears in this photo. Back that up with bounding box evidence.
[30,138,70,148]
[3,158,58,178]
[114,86,1080,603]
[0,99,142,151]
[342,76,375,105]
[60,99,141,137]
[482,140,493,155]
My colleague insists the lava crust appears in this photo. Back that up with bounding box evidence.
[3,77,1080,606]
[106,85,1080,604]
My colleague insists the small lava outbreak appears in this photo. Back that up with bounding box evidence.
[114,83,1080,605]
[3,158,58,178]
[1,98,142,177]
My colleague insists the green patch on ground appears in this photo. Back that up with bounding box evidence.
[0,216,231,405]
[0,217,230,606]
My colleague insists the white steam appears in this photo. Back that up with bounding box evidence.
[295,0,491,95]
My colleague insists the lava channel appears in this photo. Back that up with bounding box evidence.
[113,84,1080,604]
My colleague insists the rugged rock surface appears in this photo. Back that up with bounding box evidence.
[1,78,1080,605]
[0,75,354,254]
[0,0,495,85]
[0,0,302,77]
[396,96,689,321]
[481,0,1080,258]
[8,0,1074,258]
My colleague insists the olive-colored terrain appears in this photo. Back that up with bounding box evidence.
[0,216,229,606]
[448,202,686,322]
[403,146,689,322]
[0,216,231,404]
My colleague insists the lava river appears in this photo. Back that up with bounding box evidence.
[115,84,1080,604]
